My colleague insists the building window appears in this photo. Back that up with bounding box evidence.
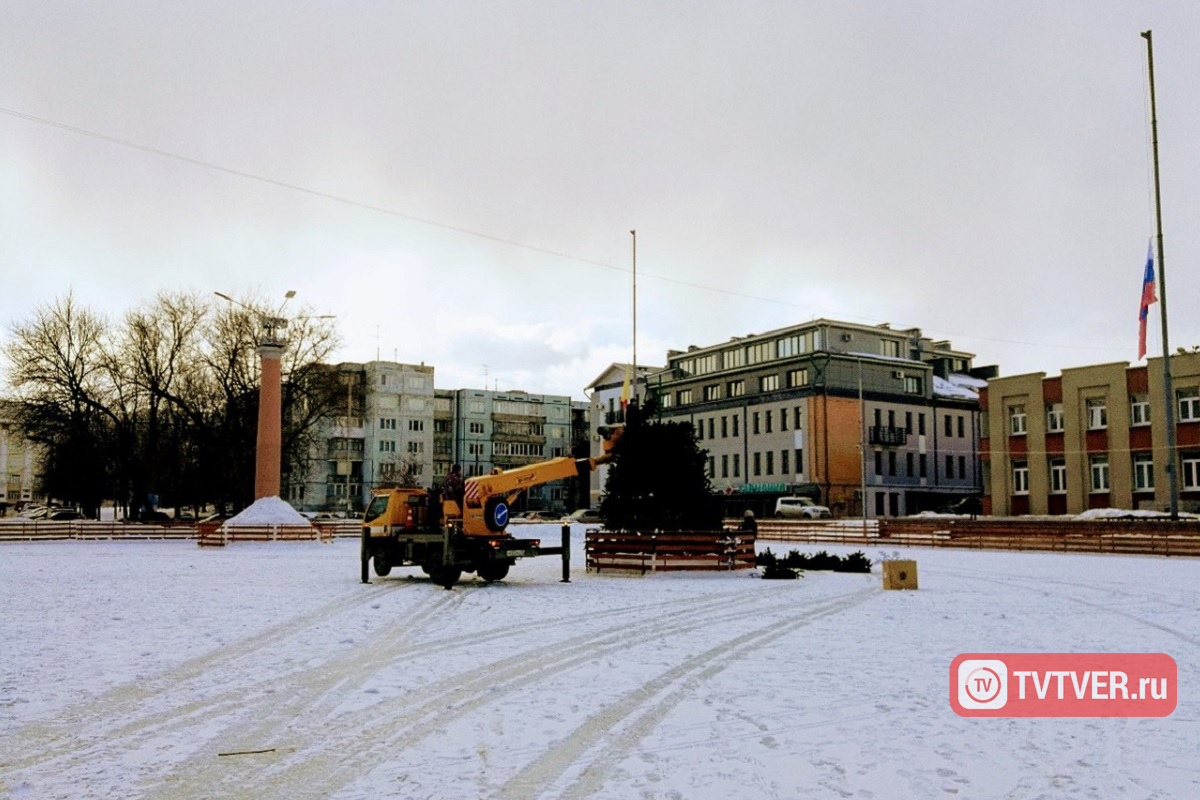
[874,450,883,476]
[957,416,965,438]
[747,341,775,365]
[1130,396,1151,426]
[733,453,741,478]
[732,415,740,437]
[724,348,745,370]
[1086,399,1107,430]
[919,453,927,478]
[794,448,804,473]
[380,417,397,430]
[881,340,900,358]
[765,412,773,434]
[1012,461,1029,494]
[765,451,774,475]
[469,422,485,434]
[721,454,729,478]
[704,384,721,401]
[760,374,780,393]
[787,369,809,388]
[794,406,802,429]
[1049,458,1067,493]
[752,412,760,435]
[945,415,953,437]
[660,393,674,409]
[1179,388,1200,422]
[753,452,762,476]
[1047,403,1065,432]
[708,419,715,439]
[1090,455,1110,492]
[407,419,424,432]
[906,451,914,477]
[959,455,967,479]
[708,456,716,477]
[406,441,424,454]
[677,389,693,405]
[905,411,913,433]
[780,409,788,431]
[945,454,954,479]
[728,380,745,398]
[1182,454,1200,489]
[888,451,896,476]
[721,416,728,438]
[918,413,926,436]
[697,419,705,440]
[1009,405,1027,435]
[903,376,923,395]
[781,449,790,475]
[1133,453,1154,491]
[379,440,396,453]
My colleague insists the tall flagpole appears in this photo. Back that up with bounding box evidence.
[1143,29,1179,520]
[631,229,638,407]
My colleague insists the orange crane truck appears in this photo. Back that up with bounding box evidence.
[361,427,620,588]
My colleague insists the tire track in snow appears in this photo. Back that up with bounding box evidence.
[499,584,878,800]
[149,581,823,799]
[0,578,431,777]
[939,567,1200,650]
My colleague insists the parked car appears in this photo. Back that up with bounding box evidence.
[509,510,563,524]
[774,496,832,519]
[565,508,602,524]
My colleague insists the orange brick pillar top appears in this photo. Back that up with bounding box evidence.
[255,343,285,500]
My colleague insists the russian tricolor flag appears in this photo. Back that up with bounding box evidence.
[1138,242,1157,360]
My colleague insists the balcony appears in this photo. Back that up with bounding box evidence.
[869,426,909,447]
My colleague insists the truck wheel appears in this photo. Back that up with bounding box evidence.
[483,497,510,532]
[477,562,510,582]
[374,553,392,577]
[429,566,461,589]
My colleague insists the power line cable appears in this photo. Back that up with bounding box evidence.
[0,105,1119,355]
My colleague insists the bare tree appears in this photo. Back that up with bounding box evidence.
[4,293,116,515]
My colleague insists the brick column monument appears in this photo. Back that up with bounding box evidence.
[255,342,285,499]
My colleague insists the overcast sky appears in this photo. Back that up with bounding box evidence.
[3,2,1198,400]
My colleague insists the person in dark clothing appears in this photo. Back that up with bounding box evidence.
[739,509,758,535]
[444,464,465,506]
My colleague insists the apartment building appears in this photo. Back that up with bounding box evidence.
[591,320,989,518]
[289,361,435,513]
[0,402,42,513]
[982,352,1200,515]
[433,388,577,513]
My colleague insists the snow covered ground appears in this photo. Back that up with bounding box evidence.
[2,526,1197,799]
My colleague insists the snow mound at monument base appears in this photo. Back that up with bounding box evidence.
[221,496,312,529]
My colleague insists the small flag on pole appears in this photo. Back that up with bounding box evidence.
[1138,242,1157,360]
[620,366,632,409]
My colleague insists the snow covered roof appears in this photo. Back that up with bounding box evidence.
[933,374,983,401]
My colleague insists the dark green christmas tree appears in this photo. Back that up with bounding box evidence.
[599,402,722,532]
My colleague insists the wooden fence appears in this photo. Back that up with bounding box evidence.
[586,530,756,575]
[0,519,361,544]
[750,517,1200,558]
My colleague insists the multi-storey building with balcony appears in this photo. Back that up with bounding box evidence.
[982,352,1200,515]
[591,320,990,518]
[432,388,577,514]
[290,360,435,513]
[0,401,42,513]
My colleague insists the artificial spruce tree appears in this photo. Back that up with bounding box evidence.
[599,401,722,532]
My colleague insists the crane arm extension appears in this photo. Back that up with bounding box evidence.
[464,457,602,507]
